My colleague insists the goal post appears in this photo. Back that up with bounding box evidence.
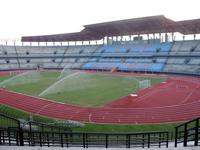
[139,80,151,89]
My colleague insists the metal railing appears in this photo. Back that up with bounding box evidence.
[0,128,169,148]
[175,117,200,147]
[0,113,169,148]
[0,113,71,133]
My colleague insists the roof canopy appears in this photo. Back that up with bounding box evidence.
[176,19,200,34]
[84,15,175,36]
[21,15,200,42]
[22,29,103,42]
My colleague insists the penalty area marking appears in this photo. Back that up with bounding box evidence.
[130,94,138,97]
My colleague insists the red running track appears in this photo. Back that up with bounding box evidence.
[0,71,200,124]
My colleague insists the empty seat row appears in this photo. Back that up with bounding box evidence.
[83,62,164,72]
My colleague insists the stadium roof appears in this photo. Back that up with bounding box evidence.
[21,15,200,42]
[22,29,103,42]
[175,19,200,34]
[84,15,175,36]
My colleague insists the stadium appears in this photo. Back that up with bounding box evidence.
[0,1,200,149]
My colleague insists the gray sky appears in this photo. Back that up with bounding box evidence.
[0,0,199,40]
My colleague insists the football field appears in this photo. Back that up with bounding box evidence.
[0,71,165,107]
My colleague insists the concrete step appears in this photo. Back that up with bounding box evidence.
[0,146,200,150]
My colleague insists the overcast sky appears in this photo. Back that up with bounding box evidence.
[0,0,199,40]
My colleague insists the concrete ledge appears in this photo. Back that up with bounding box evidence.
[0,146,200,150]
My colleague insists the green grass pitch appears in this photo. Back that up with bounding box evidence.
[0,71,165,107]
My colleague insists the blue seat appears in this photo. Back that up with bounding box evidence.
[150,64,164,71]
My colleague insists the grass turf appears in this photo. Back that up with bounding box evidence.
[1,71,60,96]
[73,122,178,133]
[0,71,165,107]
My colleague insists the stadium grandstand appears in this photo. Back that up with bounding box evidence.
[0,15,199,75]
[0,15,200,149]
